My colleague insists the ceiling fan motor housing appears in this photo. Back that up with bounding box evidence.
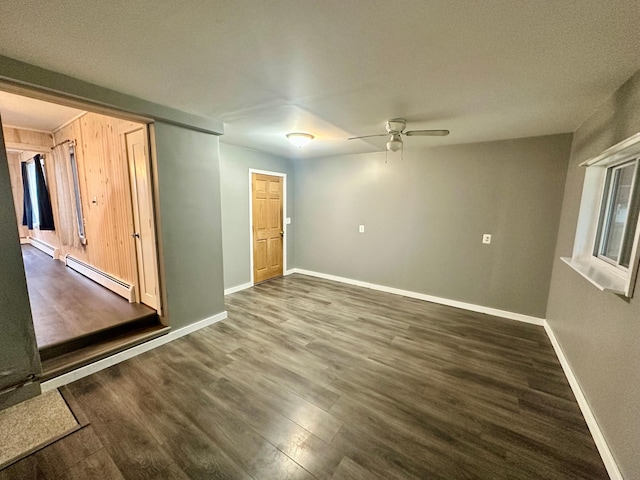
[386,118,406,134]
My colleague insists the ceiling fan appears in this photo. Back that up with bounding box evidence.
[348,118,449,152]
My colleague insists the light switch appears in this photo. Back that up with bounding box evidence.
[482,234,492,244]
[359,225,365,233]
[285,217,291,225]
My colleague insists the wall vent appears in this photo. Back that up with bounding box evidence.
[65,255,135,302]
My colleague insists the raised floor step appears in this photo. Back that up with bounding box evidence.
[40,320,169,382]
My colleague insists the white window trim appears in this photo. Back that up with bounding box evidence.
[562,132,640,297]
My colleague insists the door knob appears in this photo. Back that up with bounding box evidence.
[280,231,284,237]
[131,233,140,238]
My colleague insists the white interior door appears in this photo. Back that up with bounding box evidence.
[125,127,159,310]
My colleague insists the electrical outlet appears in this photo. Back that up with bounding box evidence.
[359,225,365,233]
[482,234,492,244]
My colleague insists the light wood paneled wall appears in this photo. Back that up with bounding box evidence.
[2,127,54,242]
[4,117,145,289]
[3,127,52,152]
[53,116,86,261]
[6,152,28,238]
[53,112,143,285]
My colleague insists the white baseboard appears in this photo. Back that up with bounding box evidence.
[224,269,297,295]
[224,282,253,295]
[65,255,135,302]
[544,323,622,480]
[290,268,545,326]
[41,311,228,391]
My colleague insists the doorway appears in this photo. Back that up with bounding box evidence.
[250,170,286,284]
[0,90,165,378]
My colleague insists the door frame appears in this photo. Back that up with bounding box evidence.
[248,169,287,285]
[0,85,167,323]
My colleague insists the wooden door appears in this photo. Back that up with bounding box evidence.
[252,173,283,283]
[125,127,160,310]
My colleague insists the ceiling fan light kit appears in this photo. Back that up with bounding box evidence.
[386,134,403,152]
[286,132,314,147]
[349,118,450,153]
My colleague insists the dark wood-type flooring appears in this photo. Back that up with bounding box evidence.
[1,274,608,479]
[22,245,155,348]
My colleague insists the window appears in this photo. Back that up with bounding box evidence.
[22,154,55,231]
[563,133,640,297]
[594,159,640,268]
[26,161,41,229]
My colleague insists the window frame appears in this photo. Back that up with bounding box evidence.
[592,158,639,270]
[562,132,640,298]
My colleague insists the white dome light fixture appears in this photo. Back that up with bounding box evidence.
[386,133,403,152]
[286,132,314,148]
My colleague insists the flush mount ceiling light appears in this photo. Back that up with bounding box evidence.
[286,132,314,147]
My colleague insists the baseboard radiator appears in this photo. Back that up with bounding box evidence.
[65,255,135,303]
[28,237,60,260]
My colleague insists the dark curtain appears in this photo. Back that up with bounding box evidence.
[21,161,33,229]
[21,155,55,230]
[34,155,55,230]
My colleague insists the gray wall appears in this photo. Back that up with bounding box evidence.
[154,123,225,328]
[0,115,42,409]
[294,134,572,318]
[220,143,295,289]
[546,69,640,479]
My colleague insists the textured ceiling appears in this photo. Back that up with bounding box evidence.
[0,1,638,158]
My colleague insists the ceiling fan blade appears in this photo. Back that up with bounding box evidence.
[347,133,388,140]
[404,129,450,136]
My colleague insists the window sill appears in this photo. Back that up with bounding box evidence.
[560,257,627,295]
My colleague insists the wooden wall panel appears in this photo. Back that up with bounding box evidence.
[2,127,58,245]
[53,117,89,263]
[6,152,28,238]
[77,113,138,284]
[3,127,52,151]
[4,117,144,288]
[51,113,142,285]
